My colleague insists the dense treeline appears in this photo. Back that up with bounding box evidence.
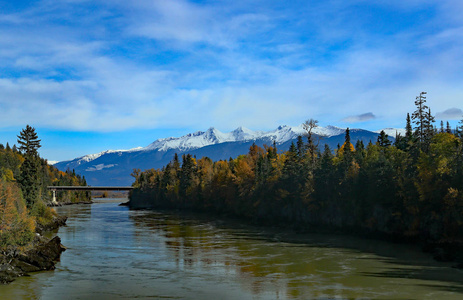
[131,93,463,260]
[0,126,90,250]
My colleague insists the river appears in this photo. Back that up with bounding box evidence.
[1,199,463,299]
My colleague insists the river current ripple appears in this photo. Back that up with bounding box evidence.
[1,199,463,299]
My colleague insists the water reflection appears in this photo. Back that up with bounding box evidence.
[1,201,463,299]
[129,210,463,299]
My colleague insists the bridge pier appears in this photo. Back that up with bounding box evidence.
[47,186,133,205]
[51,189,58,206]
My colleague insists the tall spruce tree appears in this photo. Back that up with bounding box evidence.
[411,92,428,144]
[405,113,413,139]
[458,117,463,138]
[423,108,436,151]
[17,125,41,156]
[342,127,353,155]
[17,125,42,208]
[411,92,435,151]
[377,130,391,148]
[446,121,452,134]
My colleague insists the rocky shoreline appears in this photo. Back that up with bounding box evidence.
[48,200,93,207]
[0,216,68,284]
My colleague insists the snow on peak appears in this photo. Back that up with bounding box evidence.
[74,147,143,165]
[261,125,305,143]
[145,126,263,152]
[376,128,406,137]
[144,124,354,152]
[231,126,261,140]
[313,125,345,137]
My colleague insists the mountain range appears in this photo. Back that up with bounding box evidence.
[54,125,405,186]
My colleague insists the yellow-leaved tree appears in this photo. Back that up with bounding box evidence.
[0,180,35,250]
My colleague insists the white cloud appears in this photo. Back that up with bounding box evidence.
[0,0,463,134]
[342,113,376,123]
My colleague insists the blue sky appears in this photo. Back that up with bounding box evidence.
[1,0,462,162]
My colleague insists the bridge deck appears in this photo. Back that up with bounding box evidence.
[47,186,133,191]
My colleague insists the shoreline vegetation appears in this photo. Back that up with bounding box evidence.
[129,93,463,265]
[0,125,91,284]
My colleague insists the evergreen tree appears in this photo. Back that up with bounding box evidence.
[411,91,429,149]
[377,130,391,148]
[422,108,436,151]
[405,113,413,139]
[180,154,196,201]
[173,153,181,178]
[340,128,354,156]
[17,125,41,156]
[446,121,452,134]
[296,136,305,158]
[345,127,351,145]
[355,140,364,151]
[17,125,42,208]
[458,117,463,138]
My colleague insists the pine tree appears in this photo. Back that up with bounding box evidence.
[411,91,428,145]
[355,140,365,151]
[422,108,435,151]
[17,125,41,156]
[457,117,463,137]
[17,125,42,208]
[405,113,413,139]
[340,128,354,155]
[296,136,305,158]
[345,127,351,145]
[411,92,435,151]
[446,121,452,134]
[377,130,391,148]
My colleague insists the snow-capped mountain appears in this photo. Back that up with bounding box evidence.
[55,125,386,186]
[144,127,263,152]
[143,125,346,153]
[375,128,407,137]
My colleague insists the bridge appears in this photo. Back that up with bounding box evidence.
[47,186,133,205]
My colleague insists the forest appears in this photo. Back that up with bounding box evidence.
[130,92,463,261]
[0,126,90,250]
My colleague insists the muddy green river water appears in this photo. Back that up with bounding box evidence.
[1,199,463,299]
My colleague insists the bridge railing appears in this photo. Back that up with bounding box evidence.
[47,186,133,191]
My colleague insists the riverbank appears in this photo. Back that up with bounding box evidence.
[0,215,67,284]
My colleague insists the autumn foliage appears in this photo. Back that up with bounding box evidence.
[131,111,463,259]
[0,131,90,250]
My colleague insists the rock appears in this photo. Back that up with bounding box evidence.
[35,215,68,234]
[19,236,66,270]
[0,236,66,284]
[0,263,25,284]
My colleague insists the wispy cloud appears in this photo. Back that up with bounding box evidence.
[436,108,463,120]
[342,113,376,123]
[0,0,462,135]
